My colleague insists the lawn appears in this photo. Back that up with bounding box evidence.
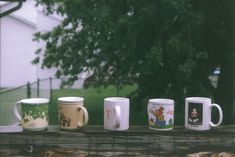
[0,88,28,125]
[0,84,231,126]
[0,87,51,125]
[49,85,149,125]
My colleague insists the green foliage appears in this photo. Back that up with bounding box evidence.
[22,103,49,121]
[34,1,207,84]
[34,0,234,123]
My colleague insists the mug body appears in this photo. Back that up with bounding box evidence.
[104,97,129,131]
[185,97,211,130]
[148,99,174,131]
[20,98,49,131]
[58,97,86,130]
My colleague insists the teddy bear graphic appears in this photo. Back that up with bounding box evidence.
[60,113,71,127]
[151,107,166,127]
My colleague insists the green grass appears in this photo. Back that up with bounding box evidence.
[0,87,50,125]
[1,84,233,126]
[49,85,142,125]
[0,88,28,125]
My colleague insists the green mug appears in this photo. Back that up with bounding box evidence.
[13,98,49,131]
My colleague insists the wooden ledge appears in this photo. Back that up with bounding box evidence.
[1,125,235,133]
[0,125,235,143]
[0,125,235,156]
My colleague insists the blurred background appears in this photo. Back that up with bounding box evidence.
[0,0,234,126]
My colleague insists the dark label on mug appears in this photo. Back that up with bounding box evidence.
[188,103,203,125]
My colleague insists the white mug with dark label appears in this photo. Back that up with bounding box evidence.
[104,97,129,131]
[185,97,223,130]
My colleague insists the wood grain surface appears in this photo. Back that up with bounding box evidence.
[0,125,235,156]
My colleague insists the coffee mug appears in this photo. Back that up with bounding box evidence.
[147,99,174,131]
[185,97,223,130]
[104,97,129,131]
[58,97,89,130]
[13,98,49,131]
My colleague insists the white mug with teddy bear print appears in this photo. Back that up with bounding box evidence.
[147,99,174,131]
[185,97,223,130]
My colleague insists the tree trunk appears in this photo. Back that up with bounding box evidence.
[202,0,235,124]
[215,59,235,124]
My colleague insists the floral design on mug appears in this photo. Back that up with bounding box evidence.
[22,103,48,123]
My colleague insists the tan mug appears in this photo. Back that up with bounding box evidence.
[58,97,89,130]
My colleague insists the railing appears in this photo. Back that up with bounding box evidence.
[0,77,86,125]
[0,125,234,157]
[0,78,52,98]
[0,83,29,125]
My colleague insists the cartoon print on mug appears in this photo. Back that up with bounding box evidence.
[60,113,71,127]
[188,102,203,125]
[185,97,223,130]
[58,97,89,130]
[148,108,156,126]
[151,106,166,127]
[148,102,174,130]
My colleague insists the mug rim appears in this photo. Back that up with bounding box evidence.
[149,98,174,105]
[20,98,49,104]
[186,97,211,102]
[58,97,84,103]
[104,97,129,102]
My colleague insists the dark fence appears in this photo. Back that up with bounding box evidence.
[0,78,51,125]
[25,78,52,100]
[0,77,85,125]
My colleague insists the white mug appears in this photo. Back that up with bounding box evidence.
[13,98,49,131]
[147,99,174,131]
[104,97,129,131]
[185,97,223,130]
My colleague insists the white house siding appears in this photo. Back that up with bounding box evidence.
[0,16,37,87]
[0,0,86,89]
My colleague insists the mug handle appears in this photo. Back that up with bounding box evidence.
[114,106,121,128]
[77,106,89,127]
[13,101,22,121]
[209,103,223,127]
